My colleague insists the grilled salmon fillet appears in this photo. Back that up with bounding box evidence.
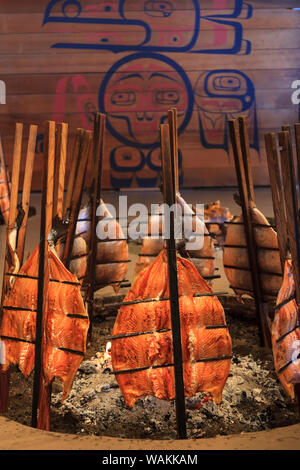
[136,194,215,281]
[112,250,231,408]
[0,244,89,426]
[271,259,300,400]
[223,205,282,300]
[67,199,128,291]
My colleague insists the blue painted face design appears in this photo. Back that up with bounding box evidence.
[194,70,258,152]
[99,53,193,149]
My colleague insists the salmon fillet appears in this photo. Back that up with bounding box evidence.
[112,251,231,408]
[223,205,282,300]
[0,244,89,411]
[135,194,215,281]
[271,259,300,400]
[69,199,128,291]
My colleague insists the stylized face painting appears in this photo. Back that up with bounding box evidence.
[53,74,97,129]
[194,70,257,149]
[100,53,193,148]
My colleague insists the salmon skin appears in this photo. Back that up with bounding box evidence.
[112,250,232,408]
[66,198,128,292]
[135,194,215,282]
[0,244,89,416]
[271,259,300,400]
[223,205,282,300]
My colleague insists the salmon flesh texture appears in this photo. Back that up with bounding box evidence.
[223,206,282,300]
[0,244,89,407]
[271,259,300,400]
[112,251,232,408]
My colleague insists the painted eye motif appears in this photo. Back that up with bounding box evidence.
[213,76,241,91]
[154,90,179,105]
[62,0,82,17]
[111,92,136,106]
[144,1,173,17]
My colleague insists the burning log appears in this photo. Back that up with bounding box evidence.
[111,250,232,408]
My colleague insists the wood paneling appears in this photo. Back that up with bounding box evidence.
[0,0,299,189]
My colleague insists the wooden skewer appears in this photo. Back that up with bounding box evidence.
[31,121,55,430]
[53,123,68,219]
[0,122,23,414]
[2,123,23,299]
[63,130,92,270]
[0,134,11,203]
[17,124,38,266]
[264,132,287,271]
[294,123,300,193]
[238,116,255,203]
[229,118,269,347]
[278,130,300,311]
[86,113,105,339]
[160,123,186,440]
[63,128,84,219]
[168,108,179,195]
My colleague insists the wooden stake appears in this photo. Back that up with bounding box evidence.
[63,130,92,270]
[31,121,55,430]
[229,119,269,347]
[53,123,68,219]
[86,114,105,339]
[168,109,179,195]
[0,123,23,413]
[294,123,300,191]
[160,123,186,440]
[17,124,37,266]
[0,135,11,223]
[2,123,23,300]
[63,128,83,219]
[238,116,255,202]
[264,132,287,271]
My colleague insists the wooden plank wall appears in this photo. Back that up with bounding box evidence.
[0,0,299,190]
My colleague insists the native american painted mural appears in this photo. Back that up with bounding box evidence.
[1,1,299,188]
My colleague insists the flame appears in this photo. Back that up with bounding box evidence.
[105,341,112,356]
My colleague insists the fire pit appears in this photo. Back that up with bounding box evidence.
[3,309,299,440]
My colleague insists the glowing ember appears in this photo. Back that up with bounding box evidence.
[96,341,112,373]
[105,341,112,359]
